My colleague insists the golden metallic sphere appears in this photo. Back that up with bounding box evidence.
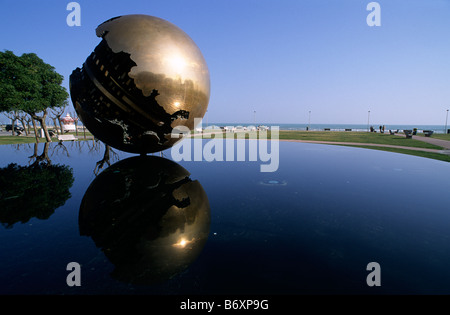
[79,156,211,284]
[70,14,210,153]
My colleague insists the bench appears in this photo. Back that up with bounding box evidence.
[389,129,399,135]
[404,130,413,138]
[58,134,77,141]
[423,130,434,137]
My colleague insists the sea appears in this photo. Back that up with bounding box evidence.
[207,123,450,134]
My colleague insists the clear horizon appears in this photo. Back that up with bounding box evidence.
[1,0,449,125]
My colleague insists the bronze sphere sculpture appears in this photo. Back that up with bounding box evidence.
[79,156,211,284]
[70,14,210,154]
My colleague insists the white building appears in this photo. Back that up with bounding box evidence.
[60,113,77,132]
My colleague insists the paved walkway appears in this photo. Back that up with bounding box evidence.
[411,135,450,150]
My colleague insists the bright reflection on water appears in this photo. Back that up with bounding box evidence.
[0,140,449,294]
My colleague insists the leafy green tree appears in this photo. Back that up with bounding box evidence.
[0,50,68,142]
[20,53,69,142]
[0,51,27,135]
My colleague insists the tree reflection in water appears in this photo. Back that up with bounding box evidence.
[0,142,74,228]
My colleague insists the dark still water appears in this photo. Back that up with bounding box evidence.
[0,139,449,295]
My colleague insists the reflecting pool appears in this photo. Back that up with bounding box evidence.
[0,140,449,294]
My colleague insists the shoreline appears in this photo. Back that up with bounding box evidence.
[205,123,450,134]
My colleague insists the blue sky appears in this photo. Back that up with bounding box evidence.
[0,0,449,125]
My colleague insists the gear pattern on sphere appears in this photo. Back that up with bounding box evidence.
[69,15,210,154]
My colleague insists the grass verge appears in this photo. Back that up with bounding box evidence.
[196,130,444,149]
[337,145,450,163]
[275,131,443,149]
[0,135,92,145]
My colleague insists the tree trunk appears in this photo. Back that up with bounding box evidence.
[39,142,51,165]
[30,142,51,166]
[39,112,52,143]
[26,118,31,134]
[28,143,39,165]
[11,120,16,136]
[52,117,60,135]
[20,118,28,136]
[5,111,19,136]
[58,116,64,134]
[31,117,39,143]
[11,111,17,136]
[33,142,38,157]
[71,112,79,136]
[29,111,52,143]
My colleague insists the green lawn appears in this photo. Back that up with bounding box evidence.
[0,136,42,145]
[275,131,444,149]
[2,129,449,163]
[197,130,444,150]
[0,133,93,145]
[340,145,450,163]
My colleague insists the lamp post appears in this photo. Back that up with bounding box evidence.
[308,111,311,131]
[367,110,371,132]
[445,109,449,134]
[254,110,256,125]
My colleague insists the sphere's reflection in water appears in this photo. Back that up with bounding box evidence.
[79,156,210,284]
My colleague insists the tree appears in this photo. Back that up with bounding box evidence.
[20,53,69,142]
[0,50,69,142]
[0,51,27,135]
[24,114,32,134]
[4,111,20,136]
[17,111,29,136]
[50,106,66,135]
